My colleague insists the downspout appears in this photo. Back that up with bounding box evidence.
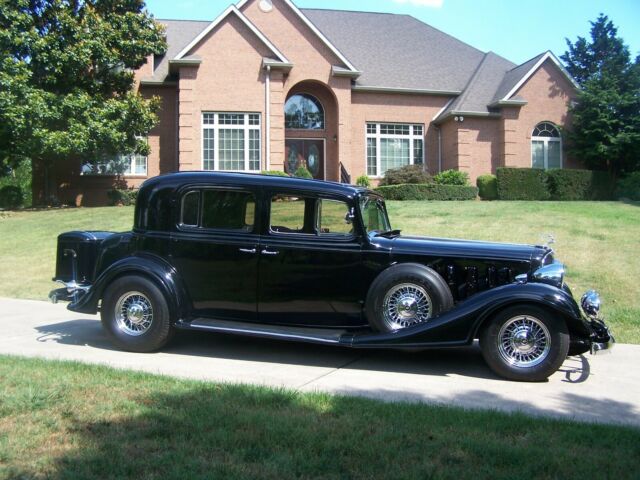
[265,65,271,171]
[437,126,442,173]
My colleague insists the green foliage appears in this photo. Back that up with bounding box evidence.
[616,172,640,201]
[107,189,138,206]
[476,174,498,200]
[0,185,24,209]
[260,170,289,177]
[434,169,469,186]
[375,184,478,201]
[561,15,640,177]
[0,0,167,186]
[496,168,550,200]
[293,166,313,179]
[0,158,32,206]
[379,165,432,186]
[355,175,371,188]
[547,169,614,200]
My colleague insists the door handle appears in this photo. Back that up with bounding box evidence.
[239,248,257,254]
[261,249,279,256]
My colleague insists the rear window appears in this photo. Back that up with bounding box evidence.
[180,189,255,231]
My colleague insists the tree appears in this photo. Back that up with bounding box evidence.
[0,0,166,202]
[561,14,640,178]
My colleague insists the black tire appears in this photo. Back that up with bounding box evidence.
[365,263,453,333]
[479,304,569,382]
[100,274,173,353]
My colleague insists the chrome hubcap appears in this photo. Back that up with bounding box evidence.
[383,283,432,330]
[498,315,551,368]
[115,291,153,336]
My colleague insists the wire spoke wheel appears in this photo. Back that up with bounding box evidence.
[497,315,551,368]
[382,283,433,331]
[114,291,154,336]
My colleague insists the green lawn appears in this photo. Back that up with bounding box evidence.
[1,356,638,480]
[0,200,638,342]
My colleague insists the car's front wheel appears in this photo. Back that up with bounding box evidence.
[479,305,569,381]
[101,275,173,352]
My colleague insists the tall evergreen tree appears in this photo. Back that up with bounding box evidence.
[561,14,640,178]
[0,0,166,201]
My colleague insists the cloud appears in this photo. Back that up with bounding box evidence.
[393,0,444,7]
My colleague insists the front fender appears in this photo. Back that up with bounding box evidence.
[68,253,190,321]
[350,282,589,348]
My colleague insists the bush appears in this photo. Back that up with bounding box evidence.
[375,183,478,201]
[616,171,640,201]
[0,158,32,207]
[261,170,289,177]
[546,169,615,200]
[496,168,550,200]
[0,185,24,209]
[476,174,498,200]
[293,166,313,179]
[379,165,431,186]
[107,188,138,206]
[355,175,371,188]
[434,169,469,186]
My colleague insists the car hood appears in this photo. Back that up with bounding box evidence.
[384,235,548,265]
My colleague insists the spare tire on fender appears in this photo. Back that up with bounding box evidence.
[365,263,454,333]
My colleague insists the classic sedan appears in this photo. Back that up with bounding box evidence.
[49,172,613,381]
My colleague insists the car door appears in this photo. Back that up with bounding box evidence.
[257,190,366,328]
[170,186,259,321]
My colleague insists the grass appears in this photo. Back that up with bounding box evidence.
[1,356,639,480]
[0,200,638,342]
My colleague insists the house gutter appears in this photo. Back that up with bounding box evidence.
[265,65,271,171]
[437,126,442,173]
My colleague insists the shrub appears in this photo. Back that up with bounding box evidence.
[355,175,371,188]
[293,166,313,179]
[375,184,478,201]
[496,168,550,200]
[0,158,32,207]
[476,174,498,200]
[616,171,640,201]
[434,169,469,186]
[107,188,138,206]
[546,169,616,200]
[379,165,431,186]
[261,170,289,177]
[0,185,24,209]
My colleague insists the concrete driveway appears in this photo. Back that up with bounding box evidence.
[1,297,638,428]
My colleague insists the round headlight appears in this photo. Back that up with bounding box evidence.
[532,261,565,288]
[581,290,601,318]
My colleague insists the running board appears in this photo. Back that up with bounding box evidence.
[176,318,352,345]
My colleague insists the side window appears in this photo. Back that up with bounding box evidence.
[317,199,353,236]
[270,195,311,233]
[201,190,255,231]
[180,191,200,226]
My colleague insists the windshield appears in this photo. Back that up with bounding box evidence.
[359,195,391,234]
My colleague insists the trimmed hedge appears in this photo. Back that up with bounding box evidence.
[496,168,550,200]
[261,170,289,177]
[434,169,469,186]
[547,169,614,200]
[476,174,498,200]
[616,171,640,201]
[375,183,478,201]
[107,188,138,206]
[379,165,431,186]
[0,185,24,209]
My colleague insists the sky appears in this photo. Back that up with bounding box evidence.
[144,0,640,65]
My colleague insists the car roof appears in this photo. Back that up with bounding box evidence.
[139,171,373,197]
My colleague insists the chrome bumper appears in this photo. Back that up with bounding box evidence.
[591,333,615,355]
[49,280,91,304]
[589,319,615,356]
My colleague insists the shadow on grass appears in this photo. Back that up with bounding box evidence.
[8,379,640,480]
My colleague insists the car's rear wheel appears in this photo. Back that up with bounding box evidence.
[101,275,173,352]
[479,305,569,381]
[366,263,453,333]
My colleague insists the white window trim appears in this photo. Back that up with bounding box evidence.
[202,112,261,172]
[531,123,562,169]
[365,122,425,178]
[80,152,148,177]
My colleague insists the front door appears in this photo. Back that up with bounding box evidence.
[284,139,325,180]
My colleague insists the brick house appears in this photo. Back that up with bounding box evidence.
[37,0,579,206]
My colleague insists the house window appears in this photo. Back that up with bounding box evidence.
[202,113,261,172]
[80,152,148,176]
[531,122,562,169]
[366,123,424,177]
[285,94,324,129]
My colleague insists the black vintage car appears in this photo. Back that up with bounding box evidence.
[50,172,613,381]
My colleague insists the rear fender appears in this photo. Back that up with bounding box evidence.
[351,282,588,348]
[68,253,190,321]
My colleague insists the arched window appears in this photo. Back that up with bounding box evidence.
[531,122,562,169]
[285,94,324,129]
